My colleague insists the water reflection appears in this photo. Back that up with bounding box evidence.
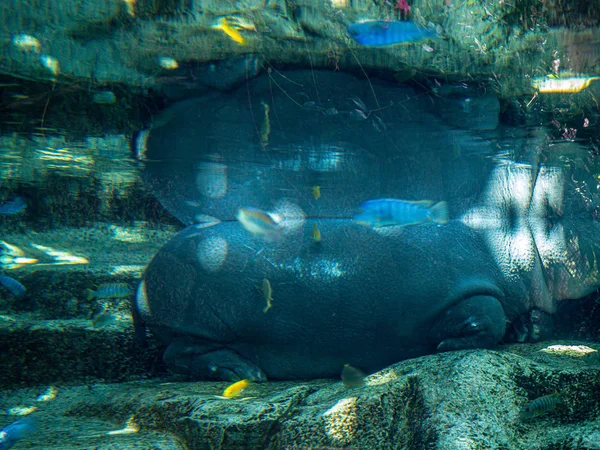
[0,134,134,182]
[0,69,599,377]
[195,162,228,199]
[461,161,567,278]
[144,139,600,302]
[135,70,600,371]
[0,131,179,324]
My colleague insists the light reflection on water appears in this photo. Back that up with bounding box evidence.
[136,111,600,325]
[0,99,599,329]
[0,133,135,184]
[1,125,597,228]
[0,131,178,321]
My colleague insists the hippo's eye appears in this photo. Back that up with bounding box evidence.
[460,317,480,334]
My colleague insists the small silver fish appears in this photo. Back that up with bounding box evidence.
[92,91,116,104]
[88,283,132,300]
[341,363,365,388]
[349,96,367,112]
[520,393,563,420]
[193,214,221,229]
[236,207,281,239]
[91,309,117,329]
[29,244,88,265]
[0,241,37,269]
[372,115,387,133]
[157,56,179,70]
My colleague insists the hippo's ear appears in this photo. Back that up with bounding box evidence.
[434,295,507,352]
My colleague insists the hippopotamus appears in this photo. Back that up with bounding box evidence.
[134,69,600,380]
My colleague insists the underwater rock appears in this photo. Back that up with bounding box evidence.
[432,83,501,130]
[0,0,598,110]
[159,55,263,102]
[2,344,600,449]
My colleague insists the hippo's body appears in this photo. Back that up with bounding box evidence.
[135,70,600,380]
[136,216,550,381]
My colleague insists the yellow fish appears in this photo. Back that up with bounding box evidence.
[312,185,321,200]
[12,34,41,53]
[215,18,245,45]
[262,278,273,313]
[260,101,270,149]
[312,223,321,242]
[223,379,251,398]
[122,0,136,17]
[157,56,179,70]
[40,55,60,78]
[36,386,58,402]
[532,75,599,93]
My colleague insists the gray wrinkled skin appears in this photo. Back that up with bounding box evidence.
[139,220,515,380]
[135,70,600,381]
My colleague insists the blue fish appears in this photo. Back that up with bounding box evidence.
[0,197,26,215]
[0,418,36,450]
[0,275,26,299]
[347,20,435,47]
[353,199,449,228]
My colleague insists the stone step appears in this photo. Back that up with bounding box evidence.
[2,345,600,449]
[0,315,167,387]
[0,223,177,386]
